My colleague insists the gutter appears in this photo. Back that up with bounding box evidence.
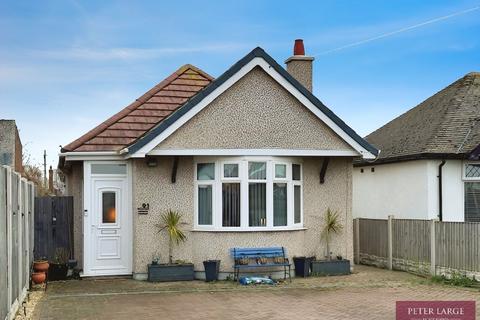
[437,160,446,221]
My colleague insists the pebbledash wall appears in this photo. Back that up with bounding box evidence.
[132,156,353,279]
[353,159,464,222]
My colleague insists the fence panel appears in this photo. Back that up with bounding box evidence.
[436,222,480,272]
[0,167,7,320]
[392,219,430,263]
[357,217,480,277]
[359,219,388,257]
[11,172,19,305]
[0,166,35,320]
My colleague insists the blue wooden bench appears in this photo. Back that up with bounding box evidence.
[231,247,291,282]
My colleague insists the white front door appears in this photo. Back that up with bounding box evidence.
[83,161,132,276]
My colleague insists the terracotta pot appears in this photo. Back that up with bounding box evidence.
[33,260,49,272]
[32,272,46,284]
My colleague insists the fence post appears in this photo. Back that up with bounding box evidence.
[354,218,360,264]
[430,219,436,276]
[388,215,394,270]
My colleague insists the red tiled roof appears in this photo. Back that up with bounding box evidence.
[62,65,213,152]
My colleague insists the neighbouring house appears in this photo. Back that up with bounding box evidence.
[353,72,480,222]
[58,40,377,279]
[0,119,23,173]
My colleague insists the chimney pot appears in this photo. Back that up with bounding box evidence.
[285,39,314,92]
[293,39,305,55]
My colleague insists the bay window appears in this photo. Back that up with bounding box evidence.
[194,157,303,230]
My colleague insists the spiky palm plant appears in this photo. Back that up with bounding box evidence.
[157,210,187,264]
[322,208,343,260]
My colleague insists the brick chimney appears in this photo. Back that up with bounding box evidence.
[285,39,314,92]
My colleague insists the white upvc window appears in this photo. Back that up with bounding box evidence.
[194,157,303,231]
[463,162,480,222]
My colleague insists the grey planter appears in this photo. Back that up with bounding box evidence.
[148,263,194,282]
[310,259,350,276]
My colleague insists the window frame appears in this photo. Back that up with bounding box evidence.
[463,161,480,222]
[193,156,304,231]
[463,162,480,181]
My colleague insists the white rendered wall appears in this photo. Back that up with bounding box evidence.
[353,160,431,219]
[353,159,465,221]
[441,160,464,222]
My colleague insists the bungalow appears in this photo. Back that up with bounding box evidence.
[59,40,377,279]
[353,72,480,222]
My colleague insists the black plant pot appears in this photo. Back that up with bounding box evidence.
[293,257,313,277]
[203,260,220,282]
[48,263,68,281]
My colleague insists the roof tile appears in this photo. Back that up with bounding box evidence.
[62,64,213,152]
[365,72,480,162]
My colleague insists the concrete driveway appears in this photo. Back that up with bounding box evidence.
[33,266,480,320]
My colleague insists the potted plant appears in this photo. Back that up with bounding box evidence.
[148,210,194,282]
[33,258,49,273]
[49,247,69,281]
[203,260,220,282]
[311,208,350,276]
[31,272,46,284]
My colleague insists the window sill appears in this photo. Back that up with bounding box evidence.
[191,227,307,232]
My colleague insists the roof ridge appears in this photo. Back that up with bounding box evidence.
[62,64,209,152]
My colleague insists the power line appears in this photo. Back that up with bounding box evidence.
[315,5,480,56]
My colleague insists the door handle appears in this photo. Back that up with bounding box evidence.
[84,209,88,217]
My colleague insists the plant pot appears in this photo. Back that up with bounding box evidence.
[311,259,350,276]
[33,260,49,273]
[148,263,194,282]
[48,263,69,281]
[293,256,313,277]
[203,260,220,282]
[31,272,46,284]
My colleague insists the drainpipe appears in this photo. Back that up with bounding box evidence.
[437,160,446,221]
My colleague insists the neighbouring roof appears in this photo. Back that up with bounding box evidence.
[364,72,480,164]
[62,47,378,158]
[62,65,213,152]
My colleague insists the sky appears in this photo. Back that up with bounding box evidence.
[1,0,479,168]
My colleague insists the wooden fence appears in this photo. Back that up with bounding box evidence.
[34,196,74,260]
[0,166,35,320]
[354,217,480,276]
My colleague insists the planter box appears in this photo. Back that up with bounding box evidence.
[148,263,194,282]
[311,259,350,276]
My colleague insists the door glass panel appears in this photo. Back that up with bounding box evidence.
[102,192,116,223]
[92,164,126,175]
